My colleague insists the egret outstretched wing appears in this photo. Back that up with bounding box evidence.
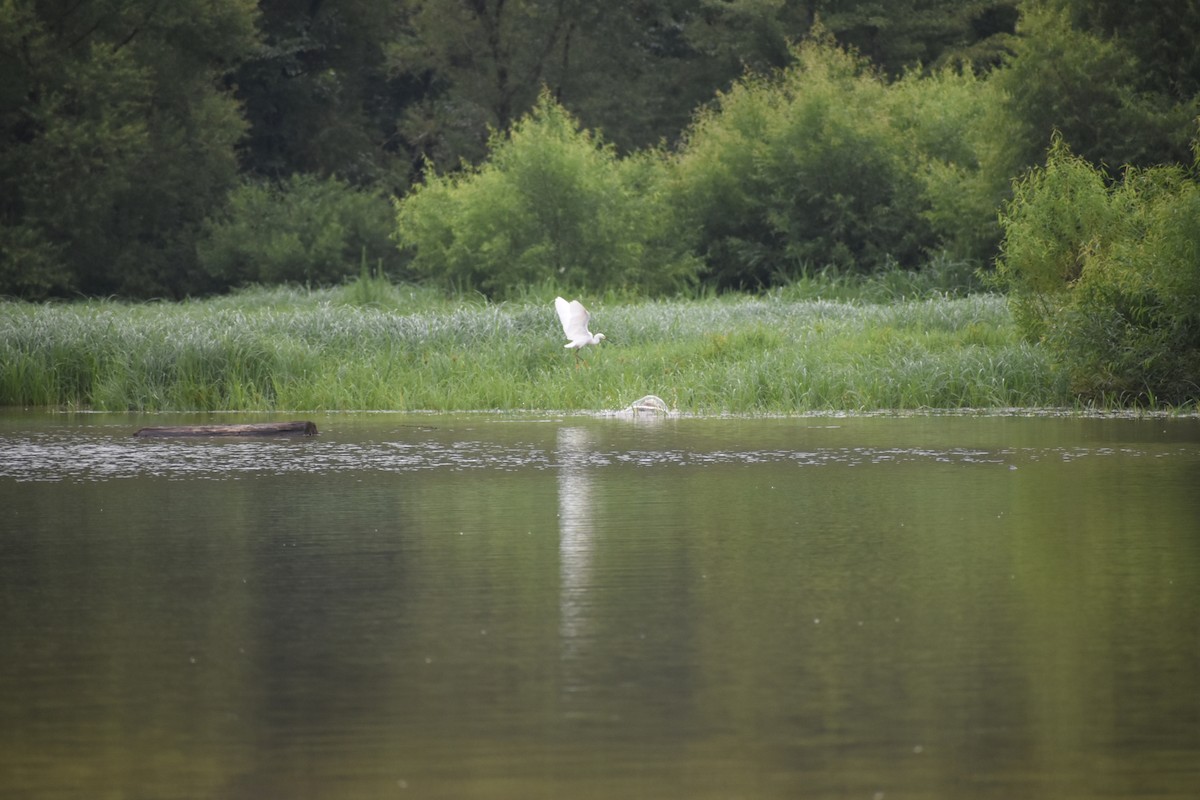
[555,297,592,342]
[554,296,605,359]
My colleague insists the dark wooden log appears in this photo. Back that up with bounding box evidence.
[133,421,318,438]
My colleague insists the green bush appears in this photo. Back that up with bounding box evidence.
[886,65,1010,266]
[198,174,401,290]
[394,92,701,298]
[998,141,1200,405]
[670,36,934,288]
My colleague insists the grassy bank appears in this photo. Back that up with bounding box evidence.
[0,284,1064,413]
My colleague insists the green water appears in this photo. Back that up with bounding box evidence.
[1,412,1198,799]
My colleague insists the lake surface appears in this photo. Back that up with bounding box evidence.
[1,411,1198,800]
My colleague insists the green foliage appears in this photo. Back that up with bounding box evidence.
[388,0,574,168]
[0,0,259,299]
[395,93,701,297]
[198,174,403,289]
[886,65,1012,264]
[672,37,935,286]
[388,0,1019,170]
[774,255,986,304]
[682,0,1018,79]
[0,215,70,299]
[1,14,150,297]
[4,0,1199,303]
[1052,0,1200,103]
[0,289,1053,412]
[233,0,411,187]
[990,4,1197,175]
[998,142,1200,404]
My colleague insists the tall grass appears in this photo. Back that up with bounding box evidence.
[0,283,1063,413]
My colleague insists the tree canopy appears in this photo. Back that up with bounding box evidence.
[2,0,1198,300]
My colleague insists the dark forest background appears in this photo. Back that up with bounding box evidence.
[2,0,1198,300]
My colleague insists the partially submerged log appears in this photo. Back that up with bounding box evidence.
[133,421,318,438]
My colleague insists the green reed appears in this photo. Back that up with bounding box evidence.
[0,286,1064,413]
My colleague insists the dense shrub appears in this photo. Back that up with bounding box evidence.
[998,141,1200,404]
[394,93,700,297]
[886,65,1011,266]
[670,36,935,288]
[198,174,401,290]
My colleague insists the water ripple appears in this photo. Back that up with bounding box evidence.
[0,429,1157,483]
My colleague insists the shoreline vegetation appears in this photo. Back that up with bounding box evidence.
[0,272,1085,415]
[6,11,1197,411]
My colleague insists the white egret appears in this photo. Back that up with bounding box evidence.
[555,296,605,363]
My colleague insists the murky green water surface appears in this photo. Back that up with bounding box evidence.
[1,411,1198,799]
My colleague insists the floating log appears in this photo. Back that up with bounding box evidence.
[133,421,318,438]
